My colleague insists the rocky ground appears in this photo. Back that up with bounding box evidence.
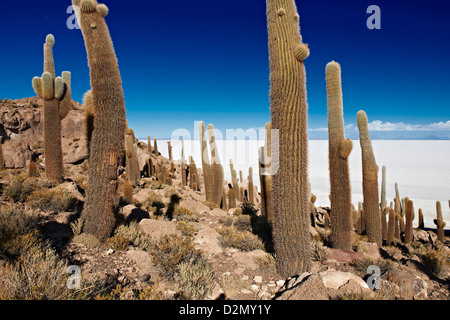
[0,97,449,300]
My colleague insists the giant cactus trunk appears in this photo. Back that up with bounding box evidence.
[199,121,213,202]
[357,110,382,246]
[207,124,224,207]
[267,0,311,277]
[326,61,353,251]
[32,34,72,184]
[74,1,127,241]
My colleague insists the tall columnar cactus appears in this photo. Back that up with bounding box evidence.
[387,208,396,245]
[199,121,213,202]
[0,138,4,171]
[181,138,187,186]
[74,0,127,241]
[32,34,71,184]
[326,61,353,251]
[228,187,237,209]
[357,110,382,246]
[404,199,414,244]
[189,156,198,190]
[434,201,446,242]
[267,0,311,276]
[207,124,224,207]
[380,166,387,241]
[231,167,239,201]
[248,167,254,204]
[147,136,152,153]
[167,141,173,161]
[153,138,159,155]
[418,208,424,230]
[259,122,274,225]
[125,129,139,186]
[83,90,95,155]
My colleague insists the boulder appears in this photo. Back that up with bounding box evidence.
[179,199,210,214]
[194,226,222,256]
[232,250,269,271]
[384,269,428,300]
[139,219,181,239]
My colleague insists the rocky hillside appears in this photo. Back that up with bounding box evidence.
[0,97,448,300]
[0,97,88,168]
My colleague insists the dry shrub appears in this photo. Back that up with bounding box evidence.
[27,188,77,212]
[173,206,199,222]
[219,273,251,298]
[175,259,215,300]
[311,240,330,263]
[176,221,198,237]
[149,234,204,281]
[217,226,264,252]
[416,247,449,277]
[72,233,100,248]
[114,222,151,250]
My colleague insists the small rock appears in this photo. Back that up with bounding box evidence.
[253,276,263,284]
[241,289,252,294]
[276,280,285,287]
[251,284,259,292]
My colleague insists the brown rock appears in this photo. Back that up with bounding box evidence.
[139,218,181,239]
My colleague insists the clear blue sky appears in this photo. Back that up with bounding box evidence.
[0,0,449,139]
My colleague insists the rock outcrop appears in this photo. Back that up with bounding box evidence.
[0,97,88,168]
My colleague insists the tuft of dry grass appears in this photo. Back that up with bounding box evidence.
[311,240,330,263]
[27,188,78,212]
[416,247,449,277]
[175,259,216,300]
[217,226,264,252]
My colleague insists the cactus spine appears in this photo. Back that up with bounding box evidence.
[326,61,353,250]
[434,201,446,242]
[357,110,382,246]
[75,1,127,241]
[267,0,311,276]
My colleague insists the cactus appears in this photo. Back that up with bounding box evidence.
[189,156,198,190]
[74,0,127,241]
[207,124,224,207]
[387,208,396,245]
[83,90,94,155]
[356,110,382,246]
[434,201,446,242]
[122,180,134,204]
[267,0,311,276]
[418,208,424,230]
[248,167,254,204]
[380,166,387,240]
[231,168,239,202]
[326,61,353,251]
[125,129,139,186]
[167,141,173,161]
[28,161,39,178]
[228,185,237,209]
[259,122,274,225]
[199,121,213,202]
[404,199,414,244]
[147,136,152,153]
[153,138,159,155]
[0,138,4,171]
[180,138,187,186]
[32,35,71,184]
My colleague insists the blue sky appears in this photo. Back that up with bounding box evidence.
[0,0,449,139]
